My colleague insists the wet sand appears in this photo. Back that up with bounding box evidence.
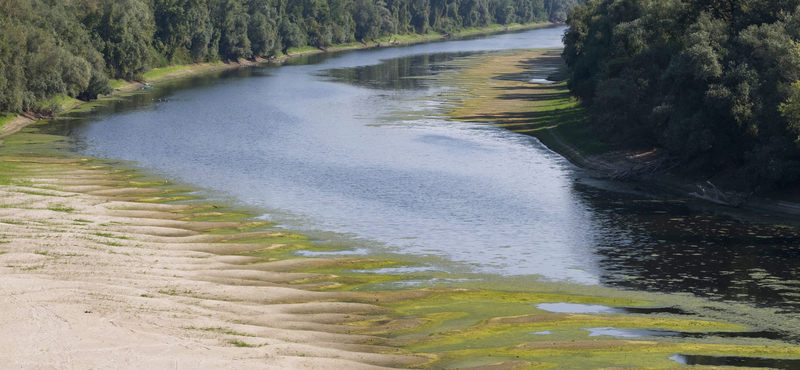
[4,48,800,369]
[0,157,426,369]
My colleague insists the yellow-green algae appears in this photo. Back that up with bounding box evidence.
[2,143,799,370]
[2,50,800,370]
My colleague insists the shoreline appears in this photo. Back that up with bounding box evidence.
[441,49,800,219]
[0,21,556,145]
[2,153,800,368]
[3,37,800,369]
[0,157,428,369]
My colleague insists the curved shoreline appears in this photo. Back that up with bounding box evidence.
[0,22,556,146]
[442,49,800,219]
[4,36,800,370]
[2,157,800,368]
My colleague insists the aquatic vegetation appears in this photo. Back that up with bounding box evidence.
[4,48,800,370]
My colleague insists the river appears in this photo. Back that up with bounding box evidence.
[45,26,800,319]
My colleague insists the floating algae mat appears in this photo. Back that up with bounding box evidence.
[7,45,800,368]
[670,354,800,368]
[6,146,799,369]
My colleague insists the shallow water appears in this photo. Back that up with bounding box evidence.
[670,354,800,369]
[536,303,624,314]
[42,26,800,317]
[585,327,680,338]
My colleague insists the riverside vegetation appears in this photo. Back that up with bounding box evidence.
[0,0,583,117]
[4,48,800,369]
[562,0,800,191]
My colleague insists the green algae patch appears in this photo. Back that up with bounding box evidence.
[227,233,325,261]
[0,113,16,129]
[204,221,275,234]
[134,196,199,203]
[289,259,411,291]
[174,203,261,222]
[429,49,611,160]
[406,313,745,353]
[179,211,258,222]
[0,126,71,154]
[509,341,800,363]
[224,232,311,246]
[288,259,404,284]
[382,290,653,338]
[288,273,407,291]
[420,340,800,370]
[0,159,27,185]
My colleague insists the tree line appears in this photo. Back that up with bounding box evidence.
[0,0,577,115]
[562,0,800,189]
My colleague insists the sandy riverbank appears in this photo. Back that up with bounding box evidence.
[0,157,431,369]
[4,46,800,370]
[3,158,799,369]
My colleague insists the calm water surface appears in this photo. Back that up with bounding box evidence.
[45,27,800,316]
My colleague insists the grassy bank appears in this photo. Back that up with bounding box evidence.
[0,21,557,136]
[3,104,800,369]
[3,147,800,369]
[434,49,612,166]
[3,46,800,368]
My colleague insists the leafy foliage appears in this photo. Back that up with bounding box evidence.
[563,0,800,188]
[1,0,578,116]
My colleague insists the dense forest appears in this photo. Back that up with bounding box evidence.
[0,0,577,115]
[562,0,800,188]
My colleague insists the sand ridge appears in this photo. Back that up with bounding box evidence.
[0,160,431,369]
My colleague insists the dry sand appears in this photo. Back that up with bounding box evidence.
[0,159,428,369]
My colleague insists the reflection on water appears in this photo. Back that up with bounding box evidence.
[670,354,800,369]
[585,327,680,338]
[578,184,800,313]
[536,303,623,314]
[38,26,800,319]
[319,52,470,90]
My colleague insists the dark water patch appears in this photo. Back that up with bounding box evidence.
[679,331,786,341]
[319,52,479,90]
[582,327,784,341]
[622,306,691,315]
[575,182,800,314]
[670,354,800,369]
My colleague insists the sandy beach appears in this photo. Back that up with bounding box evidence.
[4,47,800,370]
[0,157,427,369]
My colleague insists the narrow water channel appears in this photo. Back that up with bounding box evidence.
[43,26,800,321]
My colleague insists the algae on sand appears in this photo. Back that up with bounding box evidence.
[2,48,800,370]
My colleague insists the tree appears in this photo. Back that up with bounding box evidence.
[563,0,800,188]
[279,18,306,52]
[353,0,382,40]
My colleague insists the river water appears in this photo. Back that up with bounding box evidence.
[44,27,800,318]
